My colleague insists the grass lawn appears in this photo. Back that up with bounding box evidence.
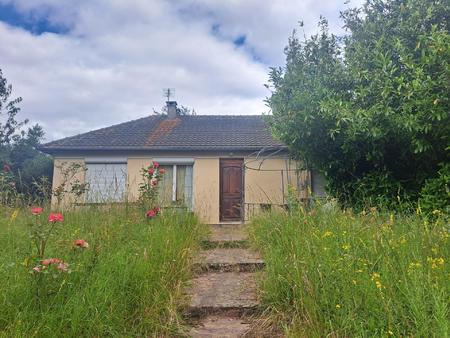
[249,205,449,337]
[0,205,204,337]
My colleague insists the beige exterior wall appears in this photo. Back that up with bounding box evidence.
[192,158,220,224]
[51,158,86,210]
[126,157,153,202]
[50,154,310,224]
[243,157,308,219]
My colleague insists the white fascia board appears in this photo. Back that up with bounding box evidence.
[85,156,128,164]
[152,157,195,165]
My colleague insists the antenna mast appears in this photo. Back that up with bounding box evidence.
[163,88,175,102]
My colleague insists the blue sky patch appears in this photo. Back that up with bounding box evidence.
[0,3,68,35]
[233,34,246,47]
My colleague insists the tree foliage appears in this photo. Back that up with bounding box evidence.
[267,0,450,209]
[0,68,53,203]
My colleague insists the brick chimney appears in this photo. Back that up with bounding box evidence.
[166,101,178,119]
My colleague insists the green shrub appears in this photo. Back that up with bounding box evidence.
[249,206,449,337]
[419,163,450,216]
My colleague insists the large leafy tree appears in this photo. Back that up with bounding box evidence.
[0,68,53,202]
[267,0,450,209]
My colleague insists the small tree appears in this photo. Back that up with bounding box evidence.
[0,68,53,203]
[267,0,450,209]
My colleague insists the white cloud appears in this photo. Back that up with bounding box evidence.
[0,0,363,141]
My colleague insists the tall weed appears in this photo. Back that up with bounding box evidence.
[0,205,204,337]
[249,204,449,337]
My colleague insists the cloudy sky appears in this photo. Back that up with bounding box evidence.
[0,0,363,141]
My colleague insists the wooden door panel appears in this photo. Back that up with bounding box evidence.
[220,159,243,221]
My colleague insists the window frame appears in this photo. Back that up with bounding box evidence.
[85,157,128,203]
[153,158,194,209]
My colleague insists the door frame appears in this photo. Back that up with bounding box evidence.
[219,158,244,222]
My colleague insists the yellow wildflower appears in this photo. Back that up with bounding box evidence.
[407,262,422,275]
[371,272,380,280]
[375,281,382,289]
[388,330,394,336]
[336,304,341,309]
[323,231,333,238]
[352,280,357,285]
[342,244,351,250]
[427,257,444,269]
[10,209,19,222]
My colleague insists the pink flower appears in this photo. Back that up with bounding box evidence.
[74,239,89,248]
[153,207,160,214]
[31,207,43,215]
[55,262,69,272]
[153,162,159,168]
[150,178,158,186]
[148,168,154,175]
[146,209,157,218]
[158,168,165,174]
[32,266,42,273]
[3,164,11,172]
[48,213,64,222]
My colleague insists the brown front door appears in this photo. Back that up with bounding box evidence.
[220,159,244,222]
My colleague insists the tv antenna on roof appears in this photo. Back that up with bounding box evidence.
[163,88,175,101]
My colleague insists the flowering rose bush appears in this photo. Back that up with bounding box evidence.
[138,162,164,219]
[33,258,69,274]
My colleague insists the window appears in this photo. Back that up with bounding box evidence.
[158,164,193,209]
[86,163,127,203]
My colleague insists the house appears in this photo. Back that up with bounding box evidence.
[39,101,324,224]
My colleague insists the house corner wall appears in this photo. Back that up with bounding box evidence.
[244,157,309,219]
[51,158,86,210]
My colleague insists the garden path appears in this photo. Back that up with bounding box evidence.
[185,224,265,337]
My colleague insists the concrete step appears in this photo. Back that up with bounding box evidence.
[202,224,249,249]
[189,315,251,338]
[194,248,265,272]
[186,271,260,318]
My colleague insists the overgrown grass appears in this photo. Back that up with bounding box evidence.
[249,204,449,337]
[0,205,205,337]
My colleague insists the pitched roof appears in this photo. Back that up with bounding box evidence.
[39,115,285,153]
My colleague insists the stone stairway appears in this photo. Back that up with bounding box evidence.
[186,224,265,337]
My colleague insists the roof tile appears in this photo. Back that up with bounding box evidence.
[40,115,285,152]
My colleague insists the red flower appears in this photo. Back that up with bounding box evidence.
[3,164,11,172]
[48,213,64,222]
[42,258,61,266]
[153,162,159,168]
[145,209,157,218]
[74,239,89,248]
[153,207,160,214]
[148,168,154,175]
[31,207,43,215]
[159,168,165,174]
[150,178,158,186]
[32,266,42,273]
